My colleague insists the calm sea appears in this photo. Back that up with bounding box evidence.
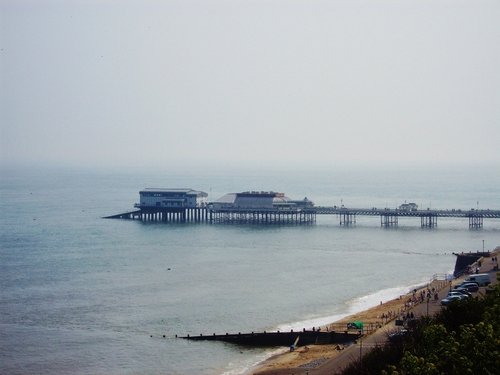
[1,164,499,375]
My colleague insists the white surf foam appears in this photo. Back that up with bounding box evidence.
[275,281,433,332]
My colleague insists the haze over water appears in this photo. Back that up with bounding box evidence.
[1,165,499,374]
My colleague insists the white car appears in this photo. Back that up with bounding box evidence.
[446,291,469,299]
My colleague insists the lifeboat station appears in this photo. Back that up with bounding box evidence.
[133,188,209,222]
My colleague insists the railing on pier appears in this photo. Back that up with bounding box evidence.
[315,207,500,228]
[210,208,316,224]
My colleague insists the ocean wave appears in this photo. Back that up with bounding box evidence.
[221,347,287,375]
[275,281,432,332]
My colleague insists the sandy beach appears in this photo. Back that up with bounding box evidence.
[248,247,499,375]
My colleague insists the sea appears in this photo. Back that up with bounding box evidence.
[1,164,499,375]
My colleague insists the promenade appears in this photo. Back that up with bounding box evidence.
[252,248,499,375]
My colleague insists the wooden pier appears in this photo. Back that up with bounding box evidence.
[137,207,210,222]
[315,207,500,229]
[104,202,500,229]
[104,206,316,224]
[104,207,210,222]
[210,208,316,224]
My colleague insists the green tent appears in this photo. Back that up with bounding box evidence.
[347,321,364,329]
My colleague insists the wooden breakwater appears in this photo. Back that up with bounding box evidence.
[180,330,362,347]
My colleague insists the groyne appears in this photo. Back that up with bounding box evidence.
[180,329,362,348]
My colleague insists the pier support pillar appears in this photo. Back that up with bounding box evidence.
[339,212,356,226]
[421,215,437,228]
[381,214,398,227]
[468,215,483,229]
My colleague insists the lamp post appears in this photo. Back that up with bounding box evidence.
[483,240,485,252]
[359,335,362,361]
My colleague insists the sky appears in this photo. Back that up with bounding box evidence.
[1,0,499,170]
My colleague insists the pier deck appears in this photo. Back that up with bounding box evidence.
[314,207,500,228]
[315,206,500,218]
[104,205,500,229]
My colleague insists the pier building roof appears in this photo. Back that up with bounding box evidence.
[212,191,313,210]
[140,188,208,197]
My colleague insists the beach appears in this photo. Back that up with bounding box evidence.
[249,247,500,375]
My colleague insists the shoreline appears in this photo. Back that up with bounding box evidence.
[247,283,446,375]
[240,279,445,375]
[273,282,427,333]
[244,248,499,375]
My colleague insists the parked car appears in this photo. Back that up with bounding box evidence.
[447,291,469,299]
[464,273,491,286]
[455,287,476,295]
[457,283,479,292]
[456,280,479,287]
[454,281,478,290]
[453,289,472,298]
[459,280,479,287]
[441,295,463,306]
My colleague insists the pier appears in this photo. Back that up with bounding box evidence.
[103,188,500,229]
[314,207,500,229]
[104,206,316,224]
[135,207,210,222]
[105,206,500,229]
[210,208,316,224]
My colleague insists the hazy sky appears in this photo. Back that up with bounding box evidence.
[1,0,499,170]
